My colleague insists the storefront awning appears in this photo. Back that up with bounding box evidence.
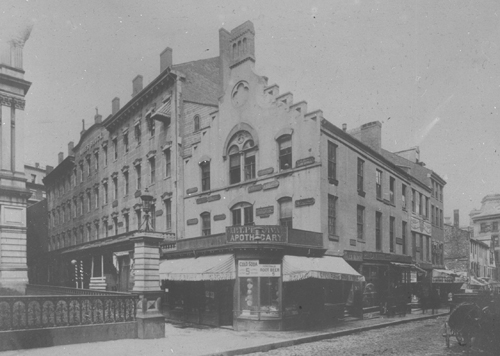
[390,262,427,274]
[432,269,458,283]
[282,255,364,282]
[160,254,236,281]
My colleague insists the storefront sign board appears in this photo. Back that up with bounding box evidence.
[259,264,281,277]
[226,225,287,243]
[238,260,260,277]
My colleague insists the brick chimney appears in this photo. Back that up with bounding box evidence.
[58,152,64,164]
[112,97,120,115]
[68,141,74,156]
[160,47,172,73]
[349,121,382,153]
[46,165,54,174]
[454,209,459,227]
[94,108,102,124]
[132,75,143,97]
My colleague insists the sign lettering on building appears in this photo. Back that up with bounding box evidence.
[295,198,315,208]
[226,225,287,243]
[344,250,363,261]
[238,260,281,277]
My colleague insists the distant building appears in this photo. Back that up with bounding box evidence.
[469,195,499,280]
[25,163,47,206]
[0,26,32,293]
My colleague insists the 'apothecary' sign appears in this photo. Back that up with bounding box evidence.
[226,225,287,243]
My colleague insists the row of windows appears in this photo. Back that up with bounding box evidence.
[50,199,173,250]
[480,221,499,233]
[198,198,293,236]
[49,149,172,207]
[432,180,444,202]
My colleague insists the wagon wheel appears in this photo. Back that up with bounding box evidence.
[443,322,450,348]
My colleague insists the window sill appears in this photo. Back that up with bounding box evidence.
[328,178,338,186]
[357,190,366,197]
[357,239,366,243]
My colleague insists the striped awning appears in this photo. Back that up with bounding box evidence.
[160,254,235,281]
[283,255,364,282]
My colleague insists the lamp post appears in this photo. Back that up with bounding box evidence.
[140,188,154,232]
[71,259,79,288]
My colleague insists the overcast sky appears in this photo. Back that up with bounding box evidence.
[2,0,500,225]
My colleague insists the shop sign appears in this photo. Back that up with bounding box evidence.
[238,260,260,277]
[256,206,274,217]
[226,225,287,243]
[259,264,281,277]
[344,250,363,262]
[363,251,412,263]
[295,198,315,208]
[296,156,315,168]
[432,275,454,283]
[410,216,431,235]
[238,261,281,277]
[410,271,417,283]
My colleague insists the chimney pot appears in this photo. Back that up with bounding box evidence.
[35,162,39,168]
[132,75,143,97]
[160,47,172,73]
[112,97,120,115]
[342,123,347,132]
[58,152,64,164]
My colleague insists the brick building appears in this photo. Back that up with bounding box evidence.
[35,21,446,329]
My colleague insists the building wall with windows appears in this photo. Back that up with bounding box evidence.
[469,194,499,280]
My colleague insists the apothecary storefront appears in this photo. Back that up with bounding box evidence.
[160,226,364,331]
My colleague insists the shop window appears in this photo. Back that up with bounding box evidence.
[278,135,292,171]
[279,197,293,229]
[201,212,211,236]
[232,202,253,226]
[201,161,210,191]
[238,259,281,319]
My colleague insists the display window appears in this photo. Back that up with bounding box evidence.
[237,259,281,319]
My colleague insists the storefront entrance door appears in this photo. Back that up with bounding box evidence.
[219,281,233,326]
[118,255,131,292]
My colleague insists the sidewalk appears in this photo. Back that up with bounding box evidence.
[1,308,448,356]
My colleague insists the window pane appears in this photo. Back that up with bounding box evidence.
[232,209,241,226]
[244,206,253,225]
[260,277,280,317]
[244,154,255,180]
[230,154,241,184]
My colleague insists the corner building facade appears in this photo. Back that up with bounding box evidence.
[39,21,445,330]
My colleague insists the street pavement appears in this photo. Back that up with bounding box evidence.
[0,308,448,356]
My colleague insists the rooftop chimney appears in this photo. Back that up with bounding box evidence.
[349,121,382,153]
[112,97,120,115]
[342,123,347,132]
[80,119,86,136]
[454,209,459,227]
[160,47,172,73]
[68,141,74,156]
[132,75,143,97]
[58,152,64,164]
[46,165,54,174]
[35,162,39,168]
[94,107,102,124]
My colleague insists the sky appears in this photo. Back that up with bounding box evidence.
[2,0,500,225]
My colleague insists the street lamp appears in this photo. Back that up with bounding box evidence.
[71,259,80,288]
[140,188,154,232]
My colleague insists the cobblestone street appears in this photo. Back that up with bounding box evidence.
[247,316,493,356]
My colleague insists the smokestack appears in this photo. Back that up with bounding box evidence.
[342,123,347,132]
[160,47,172,73]
[94,107,102,124]
[58,152,64,164]
[80,119,86,136]
[132,75,143,97]
[68,141,74,156]
[453,209,459,227]
[112,97,120,115]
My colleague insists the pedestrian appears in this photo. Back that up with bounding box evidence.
[447,292,453,312]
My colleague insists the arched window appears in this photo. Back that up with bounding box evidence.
[277,135,292,171]
[194,115,200,132]
[227,131,256,184]
[201,212,211,236]
[231,202,253,226]
[279,197,293,229]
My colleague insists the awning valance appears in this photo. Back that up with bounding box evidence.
[390,262,427,274]
[160,254,236,281]
[283,255,364,282]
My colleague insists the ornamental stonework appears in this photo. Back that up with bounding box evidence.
[0,93,25,110]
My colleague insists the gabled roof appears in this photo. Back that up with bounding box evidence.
[381,149,432,191]
[173,56,221,106]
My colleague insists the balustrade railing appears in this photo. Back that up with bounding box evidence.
[26,284,131,296]
[0,294,138,331]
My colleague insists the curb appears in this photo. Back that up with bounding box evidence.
[204,312,449,356]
